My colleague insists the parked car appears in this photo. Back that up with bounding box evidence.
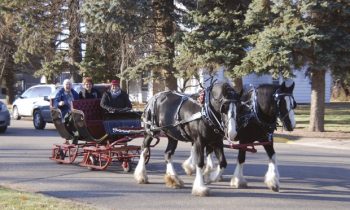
[12,84,57,120]
[0,101,11,133]
[32,83,110,129]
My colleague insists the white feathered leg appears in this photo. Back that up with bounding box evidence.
[164,158,184,188]
[134,149,149,184]
[192,166,210,196]
[191,147,209,196]
[182,146,196,176]
[264,154,280,192]
[230,162,248,188]
[203,153,215,175]
[207,165,224,184]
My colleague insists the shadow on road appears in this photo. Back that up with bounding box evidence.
[2,127,59,137]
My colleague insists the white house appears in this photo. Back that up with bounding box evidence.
[242,68,332,103]
[127,67,333,104]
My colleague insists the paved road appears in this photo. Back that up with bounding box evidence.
[1,120,350,210]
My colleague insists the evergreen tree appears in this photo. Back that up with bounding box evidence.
[0,9,16,104]
[236,0,350,132]
[81,0,150,89]
[176,0,249,91]
[67,0,82,82]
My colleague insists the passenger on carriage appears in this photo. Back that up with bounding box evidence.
[79,77,101,99]
[100,79,132,113]
[53,79,79,118]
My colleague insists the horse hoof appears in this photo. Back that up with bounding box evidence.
[164,174,184,188]
[192,187,210,197]
[135,177,149,184]
[270,186,279,192]
[182,163,194,176]
[230,178,248,188]
[134,174,149,184]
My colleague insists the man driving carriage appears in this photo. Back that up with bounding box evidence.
[100,79,132,113]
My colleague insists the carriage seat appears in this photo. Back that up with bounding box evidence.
[72,99,103,120]
[72,99,105,138]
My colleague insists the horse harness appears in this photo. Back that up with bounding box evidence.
[238,85,296,141]
[144,84,235,141]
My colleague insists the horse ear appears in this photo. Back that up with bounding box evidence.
[281,81,295,92]
[289,81,295,91]
[281,81,286,88]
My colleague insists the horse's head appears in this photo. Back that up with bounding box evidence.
[209,82,241,140]
[274,81,297,131]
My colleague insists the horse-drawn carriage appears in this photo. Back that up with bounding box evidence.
[50,98,158,172]
[49,80,296,196]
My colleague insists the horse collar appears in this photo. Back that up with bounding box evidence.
[201,85,225,135]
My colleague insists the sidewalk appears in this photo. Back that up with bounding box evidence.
[285,137,350,151]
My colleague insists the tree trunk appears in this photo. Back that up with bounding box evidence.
[153,0,177,91]
[4,53,15,105]
[309,69,325,132]
[68,0,82,83]
[119,35,128,92]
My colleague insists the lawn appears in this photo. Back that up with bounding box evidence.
[294,102,350,132]
[0,186,96,210]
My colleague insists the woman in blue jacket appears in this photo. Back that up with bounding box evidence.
[54,79,79,118]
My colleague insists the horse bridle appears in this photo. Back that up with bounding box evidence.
[203,84,239,136]
[273,92,297,124]
[241,87,296,133]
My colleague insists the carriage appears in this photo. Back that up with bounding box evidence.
[49,80,296,196]
[50,98,158,172]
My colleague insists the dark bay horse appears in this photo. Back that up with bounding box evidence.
[230,81,296,192]
[134,82,241,196]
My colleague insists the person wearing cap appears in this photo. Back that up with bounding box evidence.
[79,77,101,99]
[53,79,79,118]
[100,79,132,113]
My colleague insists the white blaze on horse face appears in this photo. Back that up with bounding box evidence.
[227,102,237,140]
[285,96,296,129]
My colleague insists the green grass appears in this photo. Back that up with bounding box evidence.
[294,102,350,132]
[0,186,97,210]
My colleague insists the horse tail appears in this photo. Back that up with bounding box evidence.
[143,92,164,136]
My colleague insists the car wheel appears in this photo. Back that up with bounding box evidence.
[12,106,21,120]
[33,110,46,129]
[0,126,7,133]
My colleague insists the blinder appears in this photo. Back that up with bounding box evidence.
[273,92,297,110]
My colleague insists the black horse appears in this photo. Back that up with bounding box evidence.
[230,81,296,192]
[184,81,296,192]
[134,82,241,196]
